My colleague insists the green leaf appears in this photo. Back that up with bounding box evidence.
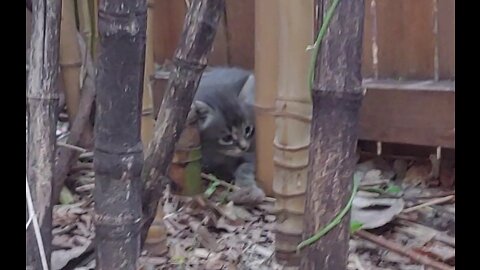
[350,220,364,234]
[385,184,402,194]
[204,181,220,198]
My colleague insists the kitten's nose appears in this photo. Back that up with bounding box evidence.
[238,140,248,151]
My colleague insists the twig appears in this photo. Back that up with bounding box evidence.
[57,142,87,153]
[403,195,454,213]
[201,173,276,203]
[405,191,455,201]
[26,176,49,270]
[53,32,96,204]
[355,230,454,270]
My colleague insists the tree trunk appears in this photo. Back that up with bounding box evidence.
[300,0,365,269]
[273,0,314,267]
[94,0,147,269]
[141,0,225,244]
[26,0,62,268]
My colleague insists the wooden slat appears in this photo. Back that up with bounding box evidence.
[437,0,455,80]
[359,80,455,148]
[376,0,436,80]
[208,12,229,66]
[152,0,186,64]
[361,0,374,78]
[225,0,255,69]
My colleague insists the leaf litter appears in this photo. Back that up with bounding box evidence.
[50,126,454,270]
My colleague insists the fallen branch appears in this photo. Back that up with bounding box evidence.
[52,32,96,205]
[355,230,454,270]
[403,195,455,214]
[405,191,455,201]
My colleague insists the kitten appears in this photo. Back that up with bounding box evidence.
[191,67,265,204]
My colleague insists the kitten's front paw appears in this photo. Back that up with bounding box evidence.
[228,185,265,205]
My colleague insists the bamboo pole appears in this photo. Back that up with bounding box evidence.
[59,0,82,125]
[76,0,94,55]
[273,0,314,267]
[300,0,365,269]
[253,0,279,197]
[26,0,62,268]
[143,0,168,257]
[94,0,147,268]
[53,33,96,205]
[141,0,156,146]
[141,0,225,245]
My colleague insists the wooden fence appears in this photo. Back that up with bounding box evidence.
[26,0,455,149]
[152,0,455,149]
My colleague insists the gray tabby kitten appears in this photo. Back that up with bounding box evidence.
[191,67,265,204]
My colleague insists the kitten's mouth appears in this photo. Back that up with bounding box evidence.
[219,149,245,157]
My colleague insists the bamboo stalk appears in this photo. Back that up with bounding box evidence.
[59,0,82,125]
[76,0,93,55]
[94,0,147,268]
[141,0,225,245]
[253,0,279,197]
[273,0,314,267]
[53,33,96,205]
[300,0,365,268]
[91,0,99,58]
[26,0,62,268]
[141,0,156,146]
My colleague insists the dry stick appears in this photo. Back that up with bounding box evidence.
[52,33,96,204]
[402,195,455,213]
[26,177,49,270]
[26,0,61,268]
[57,142,87,152]
[140,0,226,245]
[201,173,276,203]
[405,191,455,201]
[355,230,454,270]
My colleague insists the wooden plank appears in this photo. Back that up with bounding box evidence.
[376,0,436,80]
[225,0,255,69]
[401,0,436,79]
[359,80,455,148]
[437,0,455,79]
[152,0,187,64]
[208,12,229,66]
[361,0,374,78]
[376,0,404,79]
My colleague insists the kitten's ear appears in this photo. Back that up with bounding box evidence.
[190,100,213,128]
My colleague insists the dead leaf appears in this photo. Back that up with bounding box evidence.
[352,194,405,229]
[404,164,432,186]
[51,240,92,270]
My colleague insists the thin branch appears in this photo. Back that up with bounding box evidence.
[355,230,454,270]
[26,176,49,270]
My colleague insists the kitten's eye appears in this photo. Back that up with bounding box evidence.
[244,125,254,138]
[219,134,234,145]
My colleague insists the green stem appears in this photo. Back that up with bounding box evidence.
[297,172,360,251]
[308,0,343,92]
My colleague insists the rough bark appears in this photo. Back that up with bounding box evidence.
[53,33,96,205]
[141,0,225,244]
[26,0,62,268]
[300,0,365,269]
[94,0,147,269]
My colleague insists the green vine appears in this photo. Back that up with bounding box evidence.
[308,0,343,92]
[297,172,361,251]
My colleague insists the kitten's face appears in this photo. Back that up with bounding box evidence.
[192,100,254,157]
